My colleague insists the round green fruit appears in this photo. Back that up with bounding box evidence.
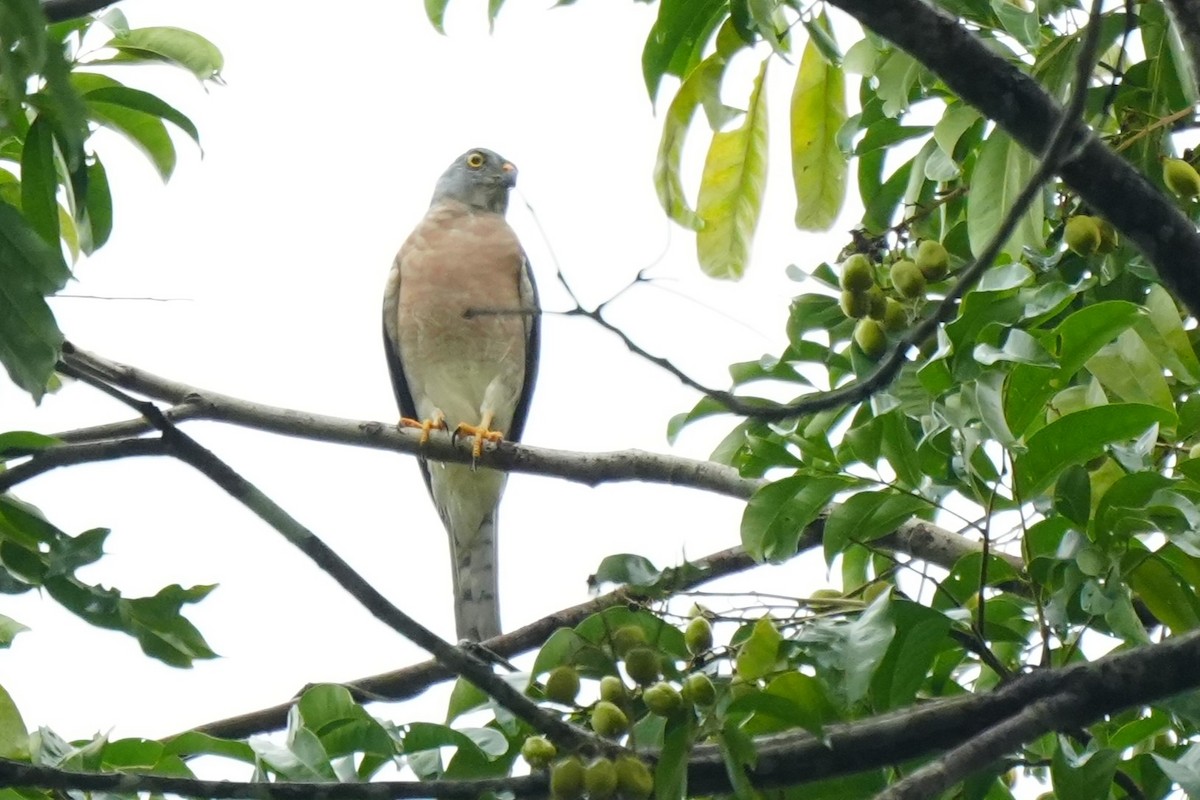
[615,756,655,800]
[865,285,887,320]
[1164,157,1200,197]
[609,624,649,657]
[685,616,714,655]
[590,700,630,737]
[550,756,586,800]
[643,682,683,716]
[1064,215,1101,256]
[681,673,717,706]
[889,259,926,299]
[881,298,907,333]
[840,289,870,319]
[839,253,875,292]
[915,240,950,281]
[584,758,619,800]
[854,319,888,360]
[520,735,557,769]
[544,665,581,704]
[624,647,660,686]
[599,675,628,704]
[1095,217,1118,253]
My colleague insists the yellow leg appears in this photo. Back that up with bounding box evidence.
[454,411,504,458]
[399,411,447,445]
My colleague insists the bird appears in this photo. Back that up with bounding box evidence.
[381,148,540,642]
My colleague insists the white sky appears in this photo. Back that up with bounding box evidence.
[0,0,850,743]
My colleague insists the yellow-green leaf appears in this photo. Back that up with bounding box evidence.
[791,19,847,231]
[696,58,769,280]
[653,55,731,231]
[966,130,1044,259]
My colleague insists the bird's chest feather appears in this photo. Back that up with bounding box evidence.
[393,207,529,423]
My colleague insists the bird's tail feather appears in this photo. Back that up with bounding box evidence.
[431,462,504,642]
[449,510,500,642]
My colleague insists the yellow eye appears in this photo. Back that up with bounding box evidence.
[466,152,486,168]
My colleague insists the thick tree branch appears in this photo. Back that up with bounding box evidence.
[58,362,612,758]
[829,0,1200,320]
[55,344,755,500]
[6,629,1200,798]
[40,0,118,23]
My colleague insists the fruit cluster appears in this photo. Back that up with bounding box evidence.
[524,617,718,799]
[838,240,950,359]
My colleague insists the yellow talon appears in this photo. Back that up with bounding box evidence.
[399,412,447,445]
[455,412,504,458]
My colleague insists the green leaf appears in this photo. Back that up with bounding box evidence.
[424,0,449,33]
[736,617,782,681]
[839,591,896,705]
[1016,404,1177,497]
[734,671,836,737]
[592,553,662,588]
[82,86,201,145]
[1086,330,1173,411]
[445,677,489,723]
[1136,284,1200,384]
[870,599,951,710]
[966,130,1043,259]
[791,16,847,231]
[654,55,729,231]
[1128,552,1200,633]
[87,100,177,180]
[107,27,223,81]
[642,0,727,100]
[0,615,27,648]
[0,684,28,759]
[655,715,692,800]
[20,116,60,248]
[163,731,256,763]
[0,431,59,456]
[1052,740,1119,800]
[1153,746,1200,798]
[717,722,760,800]
[741,474,853,562]
[1054,465,1091,528]
[81,156,112,253]
[696,58,769,280]
[0,201,67,399]
[823,491,928,564]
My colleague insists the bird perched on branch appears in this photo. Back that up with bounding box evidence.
[382,148,540,642]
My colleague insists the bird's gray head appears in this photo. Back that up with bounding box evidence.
[431,148,518,214]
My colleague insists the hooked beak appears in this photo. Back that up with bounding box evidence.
[500,161,518,188]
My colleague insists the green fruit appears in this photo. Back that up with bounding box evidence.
[866,285,887,320]
[590,700,630,737]
[520,735,557,769]
[550,756,586,800]
[854,319,887,360]
[599,675,628,704]
[681,673,717,706]
[1189,443,1200,460]
[685,616,714,655]
[839,253,875,292]
[615,756,655,800]
[1064,215,1101,256]
[609,625,648,657]
[889,259,926,299]
[584,758,619,799]
[1095,217,1118,253]
[881,298,907,333]
[544,665,580,704]
[643,682,683,716]
[624,647,660,686]
[915,240,950,281]
[1164,157,1200,197]
[839,289,870,319]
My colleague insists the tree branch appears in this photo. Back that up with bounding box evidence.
[58,361,612,758]
[829,0,1200,320]
[40,0,119,23]
[6,629,1200,798]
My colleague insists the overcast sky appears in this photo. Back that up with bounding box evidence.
[0,0,850,744]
